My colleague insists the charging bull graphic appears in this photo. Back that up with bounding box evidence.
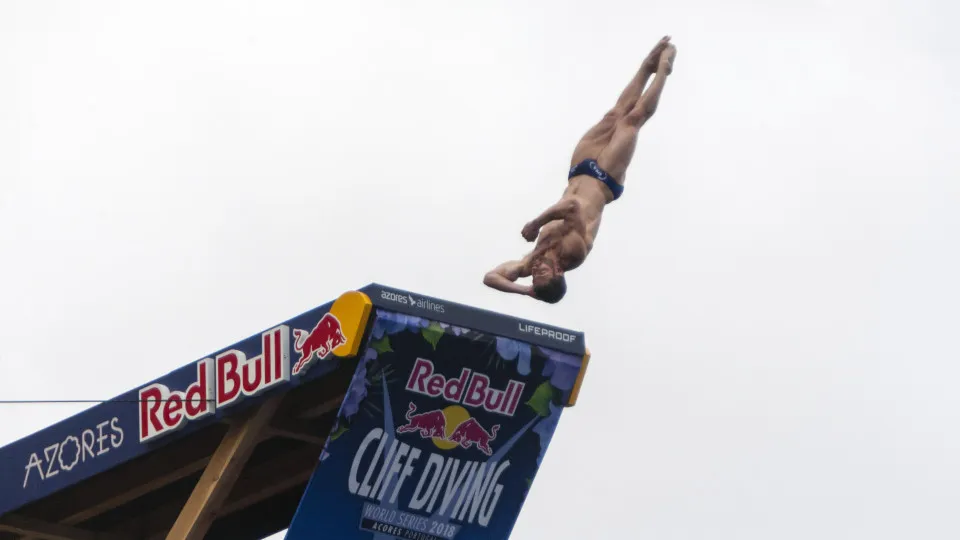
[396,402,500,456]
[292,313,347,375]
[396,403,447,439]
[448,417,499,456]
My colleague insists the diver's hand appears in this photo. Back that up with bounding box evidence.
[521,222,539,242]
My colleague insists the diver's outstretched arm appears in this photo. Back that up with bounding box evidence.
[483,260,534,296]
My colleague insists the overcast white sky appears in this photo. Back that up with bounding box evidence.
[2,1,959,538]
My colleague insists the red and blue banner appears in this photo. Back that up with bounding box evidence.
[285,309,585,539]
[0,291,373,517]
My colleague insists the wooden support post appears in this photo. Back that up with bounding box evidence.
[134,443,323,540]
[165,397,281,540]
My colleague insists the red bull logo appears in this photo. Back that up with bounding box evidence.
[405,358,525,417]
[138,313,347,443]
[397,403,447,439]
[396,402,500,457]
[447,417,499,456]
[139,326,290,443]
[292,313,347,376]
[135,291,372,445]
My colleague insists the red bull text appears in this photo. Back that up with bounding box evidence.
[405,358,524,417]
[138,316,343,443]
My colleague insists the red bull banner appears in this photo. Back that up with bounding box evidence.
[0,290,373,520]
[284,309,588,539]
[137,291,372,444]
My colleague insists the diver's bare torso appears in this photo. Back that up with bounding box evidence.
[536,177,613,269]
[563,176,616,250]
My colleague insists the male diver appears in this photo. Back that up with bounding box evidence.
[484,36,677,303]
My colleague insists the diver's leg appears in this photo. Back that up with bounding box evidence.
[571,37,672,167]
[596,44,676,182]
[570,110,621,167]
[612,36,671,111]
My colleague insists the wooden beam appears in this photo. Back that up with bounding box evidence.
[26,425,227,527]
[222,394,343,443]
[61,457,211,526]
[220,469,313,516]
[165,397,281,540]
[0,514,126,540]
[264,426,325,446]
[295,394,344,419]
[216,443,321,516]
[266,414,334,445]
[117,443,324,540]
[223,394,343,424]
[146,470,314,540]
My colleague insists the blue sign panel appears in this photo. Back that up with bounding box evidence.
[361,284,585,356]
[285,309,585,539]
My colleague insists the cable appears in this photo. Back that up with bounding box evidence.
[0,399,217,404]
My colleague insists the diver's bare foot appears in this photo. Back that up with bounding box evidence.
[659,44,677,75]
[642,36,671,72]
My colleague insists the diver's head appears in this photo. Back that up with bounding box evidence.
[530,251,567,304]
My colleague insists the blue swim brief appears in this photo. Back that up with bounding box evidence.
[568,159,623,200]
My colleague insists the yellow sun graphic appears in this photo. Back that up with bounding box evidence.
[432,405,469,450]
